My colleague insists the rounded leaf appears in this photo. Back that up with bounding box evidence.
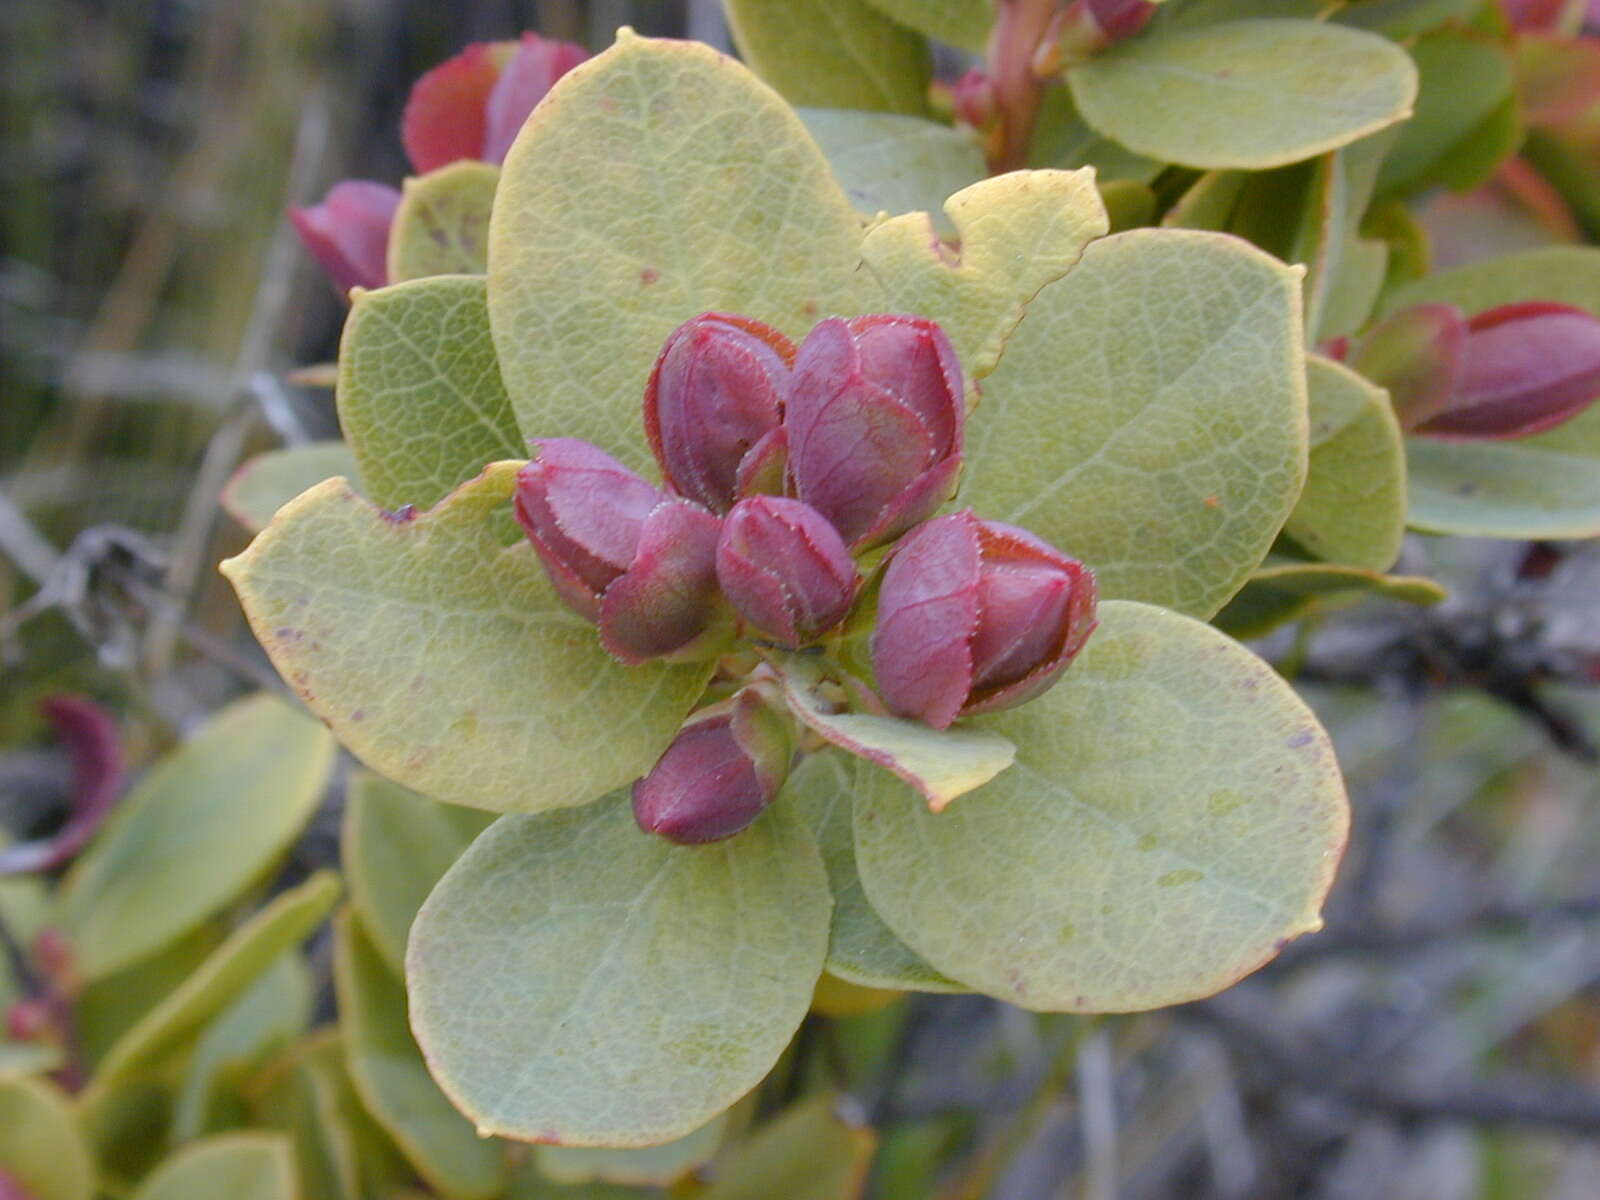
[0,1076,92,1200]
[852,600,1348,1012]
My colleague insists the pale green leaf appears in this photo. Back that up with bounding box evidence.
[0,1076,93,1200]
[861,0,990,51]
[853,600,1348,1011]
[221,463,712,814]
[487,32,874,473]
[774,653,1015,812]
[335,910,507,1200]
[723,0,931,114]
[337,275,523,512]
[82,872,341,1102]
[701,1096,875,1200]
[250,1034,376,1200]
[1335,0,1491,42]
[0,1042,62,1079]
[343,770,493,973]
[1067,19,1417,170]
[537,1115,726,1186]
[1214,557,1446,639]
[58,692,334,982]
[966,228,1308,619]
[796,108,984,234]
[76,927,221,1068]
[222,442,361,533]
[130,1135,295,1200]
[1383,245,1600,319]
[387,163,499,282]
[171,955,311,1141]
[407,793,830,1146]
[861,169,1109,381]
[1283,355,1405,571]
[785,750,964,993]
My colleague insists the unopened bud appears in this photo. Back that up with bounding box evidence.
[787,315,965,549]
[871,511,1097,729]
[1053,0,1158,67]
[514,440,726,663]
[644,313,795,513]
[1352,303,1466,432]
[288,181,401,296]
[632,686,795,844]
[950,69,999,130]
[716,497,859,648]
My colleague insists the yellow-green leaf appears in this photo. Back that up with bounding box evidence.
[129,1135,295,1200]
[536,1115,727,1186]
[701,1096,874,1200]
[966,228,1308,619]
[221,464,712,814]
[796,109,984,234]
[1067,19,1417,170]
[222,442,361,533]
[861,169,1109,381]
[387,163,499,282]
[861,0,990,51]
[487,31,873,473]
[723,0,931,115]
[0,1076,93,1200]
[334,910,506,1200]
[58,692,334,983]
[853,601,1348,1012]
[407,794,830,1146]
[1284,355,1406,571]
[1214,558,1447,639]
[336,275,523,512]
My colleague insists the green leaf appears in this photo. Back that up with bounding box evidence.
[1381,248,1600,537]
[723,0,931,115]
[82,872,341,1102]
[536,1115,727,1186]
[966,228,1308,619]
[701,1096,875,1200]
[58,691,334,982]
[76,927,221,1068]
[0,1076,93,1200]
[407,793,831,1146]
[773,653,1016,812]
[487,31,873,473]
[1374,30,1518,200]
[221,463,712,814]
[387,163,499,282]
[796,109,984,234]
[336,275,523,512]
[861,169,1109,381]
[343,770,493,974]
[1334,0,1486,40]
[250,1034,375,1200]
[0,1042,63,1079]
[1214,557,1447,639]
[861,0,990,51]
[171,955,311,1141]
[335,909,507,1200]
[1283,355,1405,571]
[222,442,361,533]
[130,1135,295,1200]
[852,600,1348,1012]
[1067,19,1417,170]
[785,750,964,994]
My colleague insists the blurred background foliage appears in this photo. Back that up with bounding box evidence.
[4,1,1600,1198]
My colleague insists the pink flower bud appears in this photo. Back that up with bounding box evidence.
[1352,303,1467,432]
[1053,0,1157,66]
[1414,301,1600,439]
[1086,0,1158,41]
[0,1168,33,1200]
[632,686,795,844]
[716,497,859,648]
[402,33,588,173]
[1500,0,1570,32]
[871,511,1097,730]
[514,441,726,664]
[644,313,796,513]
[950,69,998,130]
[787,315,965,549]
[288,181,401,296]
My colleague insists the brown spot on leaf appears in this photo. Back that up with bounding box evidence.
[801,300,819,317]
[273,627,303,644]
[1203,494,1220,509]
[380,504,417,524]
[639,267,659,286]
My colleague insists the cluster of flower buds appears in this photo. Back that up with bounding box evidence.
[515,311,1098,843]
[289,32,589,296]
[1330,300,1600,439]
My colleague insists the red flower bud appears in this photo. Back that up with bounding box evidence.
[1500,0,1570,32]
[1352,303,1467,432]
[1053,0,1157,66]
[1413,301,1600,439]
[1086,0,1158,41]
[871,511,1097,730]
[950,69,999,131]
[787,315,965,549]
[631,686,795,844]
[716,497,859,648]
[402,33,588,173]
[288,181,400,296]
[644,313,796,513]
[514,440,726,664]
